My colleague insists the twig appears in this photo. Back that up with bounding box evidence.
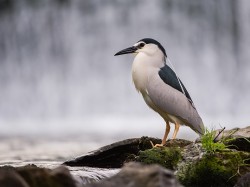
[213,127,226,142]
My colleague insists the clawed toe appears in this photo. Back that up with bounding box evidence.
[150,141,165,148]
[154,143,164,147]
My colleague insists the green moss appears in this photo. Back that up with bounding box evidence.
[137,147,181,170]
[177,151,249,187]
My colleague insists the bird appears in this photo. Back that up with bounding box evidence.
[114,38,204,147]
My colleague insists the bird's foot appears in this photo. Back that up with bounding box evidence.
[150,141,165,148]
[154,143,165,147]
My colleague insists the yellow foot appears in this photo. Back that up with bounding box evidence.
[154,144,164,147]
[150,141,165,148]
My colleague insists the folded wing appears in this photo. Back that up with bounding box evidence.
[146,66,204,135]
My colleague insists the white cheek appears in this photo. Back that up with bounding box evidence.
[133,52,138,57]
[139,46,158,56]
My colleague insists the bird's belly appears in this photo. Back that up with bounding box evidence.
[142,91,184,125]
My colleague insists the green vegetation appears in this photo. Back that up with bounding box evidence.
[177,151,249,187]
[137,147,181,170]
[201,128,227,153]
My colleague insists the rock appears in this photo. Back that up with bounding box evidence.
[64,137,161,168]
[0,167,30,187]
[17,165,54,187]
[0,165,76,187]
[84,162,183,187]
[50,166,77,187]
[234,172,250,187]
[215,126,250,152]
[219,126,250,138]
[164,139,192,148]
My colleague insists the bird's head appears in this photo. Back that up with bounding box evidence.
[114,38,167,59]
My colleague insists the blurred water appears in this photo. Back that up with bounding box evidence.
[0,0,250,141]
[0,135,120,185]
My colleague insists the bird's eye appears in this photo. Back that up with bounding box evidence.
[139,43,145,48]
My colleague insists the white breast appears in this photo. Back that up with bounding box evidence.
[132,56,148,92]
[131,52,164,92]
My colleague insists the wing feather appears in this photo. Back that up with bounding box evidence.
[146,73,204,135]
[158,65,195,108]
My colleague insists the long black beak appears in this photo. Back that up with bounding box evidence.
[114,46,137,56]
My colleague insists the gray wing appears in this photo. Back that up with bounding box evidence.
[146,74,204,135]
[159,65,195,107]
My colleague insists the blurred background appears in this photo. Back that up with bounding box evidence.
[0,0,250,147]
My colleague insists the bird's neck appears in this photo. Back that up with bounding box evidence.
[132,52,165,92]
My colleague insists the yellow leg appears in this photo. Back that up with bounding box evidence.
[172,122,180,139]
[154,121,170,147]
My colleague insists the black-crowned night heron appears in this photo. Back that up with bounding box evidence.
[115,38,204,146]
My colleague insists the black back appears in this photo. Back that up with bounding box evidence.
[138,38,167,57]
[159,65,194,106]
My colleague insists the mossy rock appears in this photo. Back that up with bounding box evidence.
[137,147,181,170]
[177,151,250,187]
